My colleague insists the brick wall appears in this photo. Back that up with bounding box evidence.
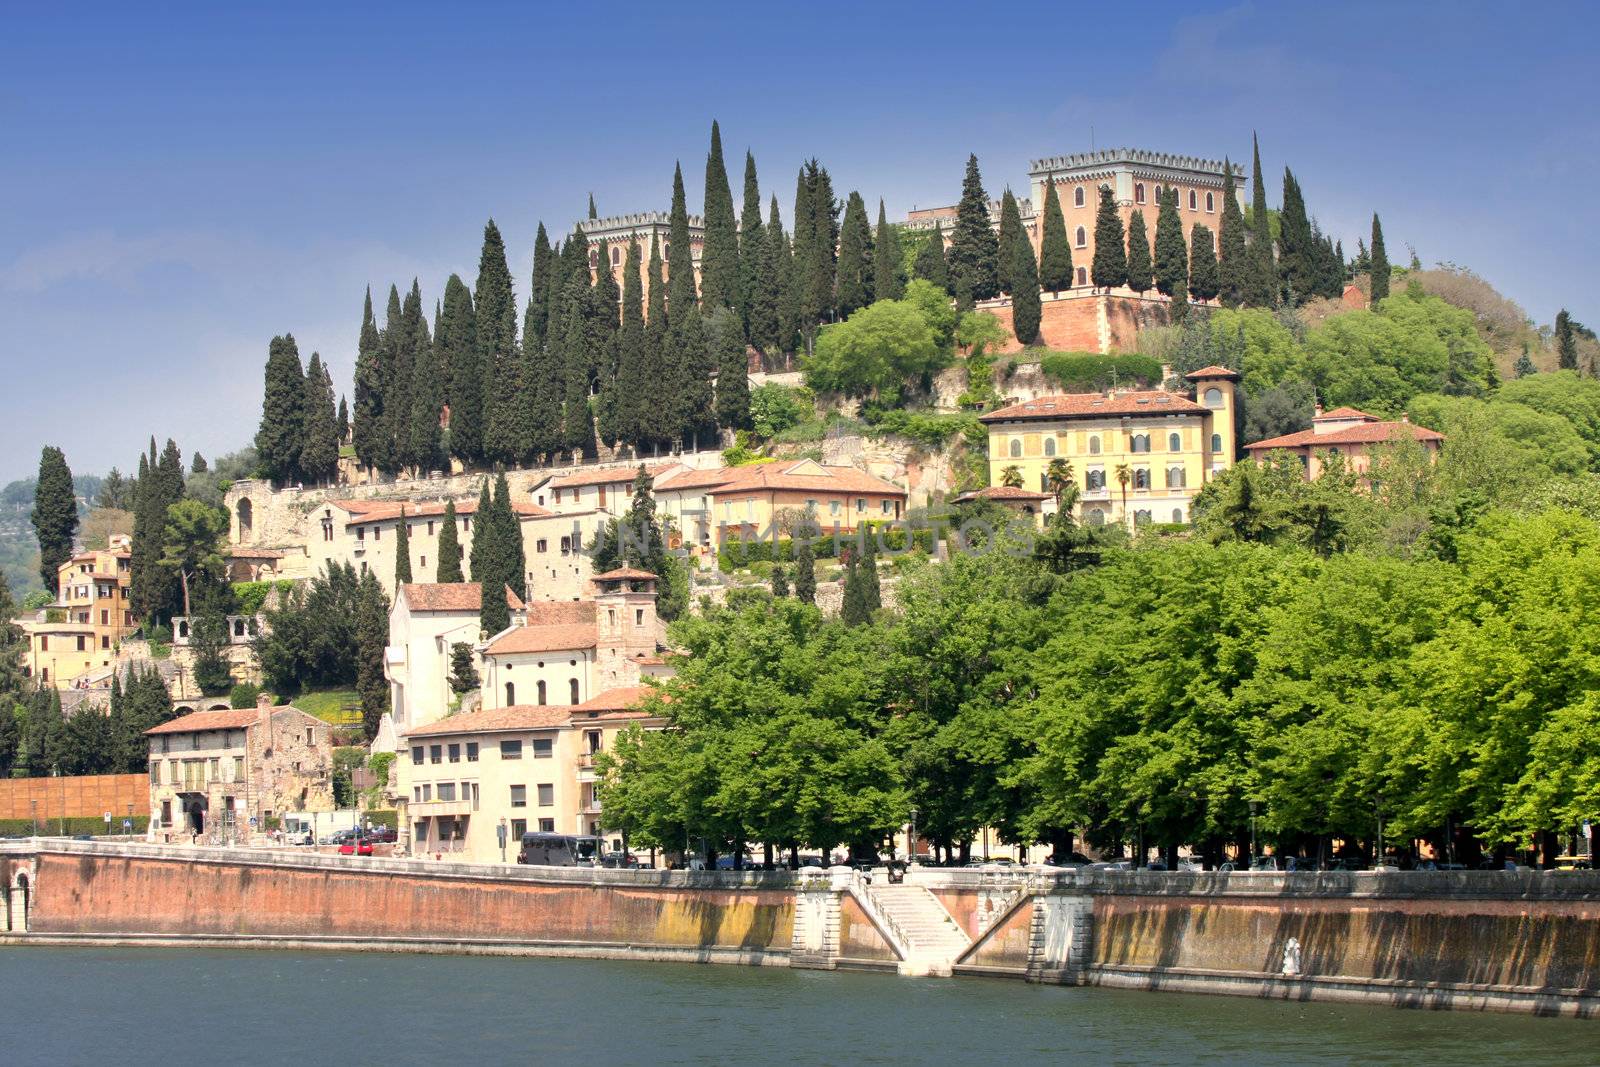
[979,291,1178,355]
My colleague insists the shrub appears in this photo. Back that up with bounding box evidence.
[229,682,262,709]
[1039,352,1164,391]
[749,383,815,438]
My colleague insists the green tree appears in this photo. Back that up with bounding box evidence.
[873,200,906,302]
[1217,159,1248,308]
[449,642,480,694]
[352,287,388,471]
[131,439,186,624]
[527,223,554,351]
[479,219,527,464]
[1189,223,1221,302]
[1276,168,1315,304]
[31,446,78,591]
[255,334,305,485]
[996,189,1024,295]
[611,238,647,447]
[354,567,390,740]
[158,499,228,619]
[436,499,464,583]
[1154,188,1188,300]
[711,306,751,431]
[391,282,425,471]
[804,298,941,398]
[699,120,740,311]
[298,352,340,485]
[1555,310,1579,371]
[740,152,778,351]
[1245,133,1277,308]
[794,533,816,605]
[1007,219,1042,347]
[912,221,950,292]
[770,560,789,598]
[394,507,412,585]
[1124,210,1152,295]
[949,154,1000,308]
[407,314,444,472]
[835,190,875,317]
[1514,347,1537,378]
[792,160,839,351]
[438,274,482,465]
[189,601,235,697]
[1369,213,1390,303]
[1038,179,1073,294]
[1090,186,1126,291]
[768,196,798,355]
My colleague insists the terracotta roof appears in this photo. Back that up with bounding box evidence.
[549,463,678,490]
[404,705,575,738]
[146,708,262,735]
[654,466,740,492]
[1245,420,1444,451]
[485,624,597,655]
[593,567,657,581]
[330,498,549,525]
[571,685,659,713]
[527,601,598,627]
[400,582,522,613]
[980,390,1209,423]
[958,486,1051,501]
[1316,406,1378,421]
[706,461,906,497]
[1185,365,1241,380]
[228,548,285,559]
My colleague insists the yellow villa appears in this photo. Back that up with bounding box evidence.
[979,366,1238,528]
[19,535,136,688]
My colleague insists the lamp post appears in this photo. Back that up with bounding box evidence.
[1248,800,1258,869]
[498,817,508,864]
[908,808,918,865]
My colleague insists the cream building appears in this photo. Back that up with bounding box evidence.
[1244,406,1444,479]
[146,694,334,844]
[383,582,515,736]
[18,535,136,688]
[979,366,1238,528]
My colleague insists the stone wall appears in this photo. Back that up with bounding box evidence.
[978,291,1178,355]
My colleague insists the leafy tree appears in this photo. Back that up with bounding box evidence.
[354,567,390,740]
[913,221,950,292]
[1038,179,1073,294]
[1000,465,1024,489]
[805,298,941,398]
[699,121,740,311]
[435,499,464,582]
[255,334,305,485]
[835,190,874,317]
[1090,186,1126,291]
[948,155,1000,308]
[872,200,905,302]
[1189,223,1221,302]
[1124,210,1152,295]
[449,642,479,695]
[298,352,340,485]
[189,600,235,697]
[159,499,228,618]
[31,446,77,591]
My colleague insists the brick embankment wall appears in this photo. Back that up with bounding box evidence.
[6,842,793,965]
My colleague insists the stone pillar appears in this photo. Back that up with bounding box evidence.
[1026,884,1093,984]
[790,874,841,969]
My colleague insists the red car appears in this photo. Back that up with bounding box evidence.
[338,837,374,857]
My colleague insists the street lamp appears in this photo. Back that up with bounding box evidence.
[1248,800,1258,869]
[908,808,918,864]
[498,817,508,863]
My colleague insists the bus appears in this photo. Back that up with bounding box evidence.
[517,832,602,866]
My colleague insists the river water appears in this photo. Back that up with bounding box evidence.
[3,947,1593,1065]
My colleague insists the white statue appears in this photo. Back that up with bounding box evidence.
[1281,936,1303,976]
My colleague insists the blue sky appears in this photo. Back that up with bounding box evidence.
[2,1,1595,485]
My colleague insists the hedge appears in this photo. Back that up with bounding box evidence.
[1038,351,1164,392]
[364,809,398,830]
[719,523,936,572]
[0,815,150,837]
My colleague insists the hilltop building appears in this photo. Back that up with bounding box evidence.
[1244,406,1444,478]
[579,212,704,305]
[18,535,135,688]
[978,366,1239,528]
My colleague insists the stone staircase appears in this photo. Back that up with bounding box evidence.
[863,883,971,977]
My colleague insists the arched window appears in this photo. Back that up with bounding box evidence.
[1172,508,1185,524]
[1135,509,1152,527]
[1088,436,1101,455]
[1043,437,1056,457]
[505,682,515,706]
[1204,387,1223,407]
[1188,190,1198,210]
[1074,186,1085,208]
[1166,466,1186,489]
[537,680,547,705]
[1074,226,1087,249]
[570,679,581,705]
[1130,434,1150,453]
[588,249,598,268]
[611,246,621,265]
[1210,432,1222,453]
[177,620,188,639]
[1086,469,1105,490]
[1009,438,1022,458]
[663,242,670,262]
[1168,431,1182,451]
[236,498,253,542]
[1206,191,1215,212]
[1076,266,1087,286]
[1087,509,1105,526]
[1133,468,1150,490]
[1153,184,1163,201]
[1134,182,1145,204]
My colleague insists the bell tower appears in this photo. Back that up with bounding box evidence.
[592,567,659,689]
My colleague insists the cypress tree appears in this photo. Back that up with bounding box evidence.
[1218,160,1249,308]
[1245,133,1277,308]
[407,291,442,473]
[711,306,750,430]
[31,446,77,591]
[1154,188,1188,300]
[337,396,349,443]
[1189,223,1221,302]
[131,439,185,624]
[477,220,523,465]
[493,471,525,602]
[641,233,673,445]
[770,560,789,598]
[523,254,565,461]
[255,334,306,485]
[667,162,697,312]
[913,221,950,292]
[670,305,712,448]
[997,189,1024,294]
[612,239,647,448]
[354,568,390,740]
[389,282,421,471]
[1090,186,1127,291]
[528,223,554,350]
[835,190,874,317]
[377,285,406,473]
[1369,213,1391,303]
[560,277,595,455]
[590,236,622,448]
[699,120,740,311]
[352,287,386,471]
[588,193,598,220]
[298,352,340,485]
[394,507,412,586]
[949,154,1000,308]
[794,160,838,350]
[436,499,464,582]
[841,550,867,626]
[739,152,777,352]
[770,196,799,357]
[469,480,502,630]
[1038,178,1073,294]
[873,199,906,302]
[1556,310,1579,370]
[1125,210,1153,295]
[1007,209,1042,346]
[438,274,482,465]
[1277,168,1315,304]
[861,529,880,613]
[794,535,816,605]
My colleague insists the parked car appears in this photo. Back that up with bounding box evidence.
[338,838,374,857]
[366,825,397,843]
[601,851,641,869]
[1249,856,1282,871]
[1045,852,1092,868]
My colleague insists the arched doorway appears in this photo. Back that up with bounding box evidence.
[186,798,207,835]
[237,498,254,543]
[11,872,30,932]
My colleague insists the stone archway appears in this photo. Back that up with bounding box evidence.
[186,798,207,835]
[9,871,30,933]
[237,498,254,543]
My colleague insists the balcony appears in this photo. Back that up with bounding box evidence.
[410,799,473,817]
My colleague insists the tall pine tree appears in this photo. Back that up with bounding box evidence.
[436,499,464,583]
[699,120,740,312]
[1090,186,1126,291]
[394,508,412,585]
[873,199,905,302]
[1556,310,1579,370]
[913,221,950,292]
[1276,168,1315,305]
[1245,133,1277,307]
[770,196,799,358]
[1154,188,1189,301]
[255,334,305,485]
[352,287,387,472]
[407,289,442,472]
[711,306,750,431]
[1125,210,1153,295]
[739,152,778,352]
[996,189,1024,294]
[612,238,647,448]
[835,190,874,317]
[298,352,340,485]
[560,274,595,455]
[1369,212,1390,303]
[1189,223,1220,302]
[640,233,674,445]
[949,154,1000,308]
[32,446,77,591]
[793,160,838,351]
[1038,178,1073,294]
[438,274,482,465]
[388,282,421,471]
[1217,160,1249,308]
[528,222,554,350]
[477,219,524,464]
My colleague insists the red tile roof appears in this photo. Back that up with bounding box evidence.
[548,463,679,489]
[571,685,660,713]
[400,582,523,613]
[1316,406,1378,421]
[404,705,575,738]
[1245,420,1444,451]
[330,498,549,525]
[957,486,1051,501]
[654,466,741,492]
[980,390,1209,422]
[526,601,598,627]
[482,602,598,656]
[1185,365,1240,380]
[707,461,905,497]
[146,708,262,735]
[592,567,657,581]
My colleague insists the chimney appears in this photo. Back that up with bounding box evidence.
[1400,413,1410,424]
[1313,403,1324,418]
[257,692,273,711]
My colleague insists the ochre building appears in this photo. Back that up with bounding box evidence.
[18,535,135,688]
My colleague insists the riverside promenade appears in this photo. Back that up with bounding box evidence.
[5,838,1600,1017]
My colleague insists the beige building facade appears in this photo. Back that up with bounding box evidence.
[1244,406,1444,478]
[18,535,136,688]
